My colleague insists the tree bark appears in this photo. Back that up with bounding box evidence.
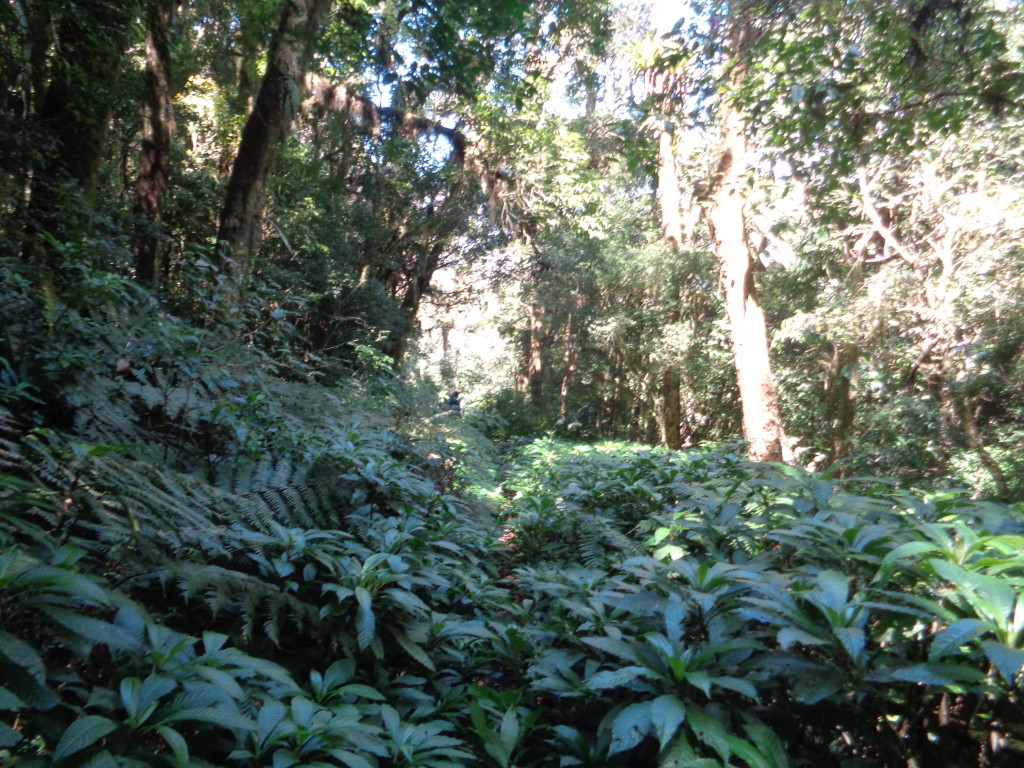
[657,126,683,250]
[527,302,545,408]
[133,0,177,287]
[24,0,134,258]
[826,342,859,468]
[655,130,684,450]
[702,12,788,463]
[647,34,686,450]
[659,365,683,450]
[559,313,577,421]
[939,369,1009,499]
[214,0,333,307]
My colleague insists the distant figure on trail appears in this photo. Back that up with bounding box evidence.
[446,390,464,417]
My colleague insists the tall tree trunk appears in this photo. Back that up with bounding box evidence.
[527,302,545,408]
[133,0,177,287]
[24,0,134,259]
[657,127,683,250]
[518,220,548,409]
[649,38,685,450]
[702,12,788,463]
[826,342,859,468]
[214,0,333,307]
[937,353,1009,499]
[559,313,577,420]
[659,366,682,450]
[390,239,446,365]
[516,329,532,395]
[656,129,683,450]
[957,395,1009,500]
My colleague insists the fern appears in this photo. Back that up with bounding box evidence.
[578,514,645,567]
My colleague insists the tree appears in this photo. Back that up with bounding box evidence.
[214,0,334,308]
[700,2,789,463]
[644,25,687,449]
[22,0,137,262]
[133,0,177,287]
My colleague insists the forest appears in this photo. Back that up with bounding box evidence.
[2,0,1024,765]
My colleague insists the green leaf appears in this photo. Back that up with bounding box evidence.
[390,628,436,671]
[650,694,687,748]
[42,608,138,651]
[159,706,256,731]
[688,671,712,700]
[0,632,45,680]
[610,701,651,753]
[380,704,401,738]
[790,671,842,704]
[272,749,301,768]
[337,683,386,700]
[156,725,190,763]
[688,706,731,761]
[0,662,59,710]
[194,666,244,700]
[713,676,759,700]
[202,632,230,653]
[291,696,316,727]
[333,750,377,768]
[833,627,866,663]
[812,571,848,613]
[355,586,375,650]
[120,677,144,723]
[468,700,489,735]
[586,666,650,690]
[0,685,26,710]
[929,619,988,660]
[0,721,22,748]
[52,716,119,763]
[257,700,288,741]
[744,719,790,768]
[581,635,640,663]
[889,663,986,686]
[882,540,938,564]
[981,641,1024,684]
[500,707,520,749]
[777,627,827,649]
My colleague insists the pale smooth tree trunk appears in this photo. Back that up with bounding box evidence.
[702,13,789,463]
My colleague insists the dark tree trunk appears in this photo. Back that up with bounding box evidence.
[214,0,333,307]
[826,342,859,468]
[528,302,545,408]
[937,350,1009,499]
[702,12,789,464]
[24,0,134,258]
[516,329,532,396]
[559,313,577,420]
[133,0,177,287]
[660,366,682,450]
[390,239,446,365]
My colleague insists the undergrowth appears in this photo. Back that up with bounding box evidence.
[2,256,1024,767]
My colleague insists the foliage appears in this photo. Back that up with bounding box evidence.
[2,0,1024,766]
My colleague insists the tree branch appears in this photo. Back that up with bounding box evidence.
[857,168,918,267]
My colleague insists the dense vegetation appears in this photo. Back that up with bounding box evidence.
[3,0,1024,765]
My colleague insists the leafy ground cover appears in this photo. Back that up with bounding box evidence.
[4,398,1024,766]
[2,261,1023,766]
